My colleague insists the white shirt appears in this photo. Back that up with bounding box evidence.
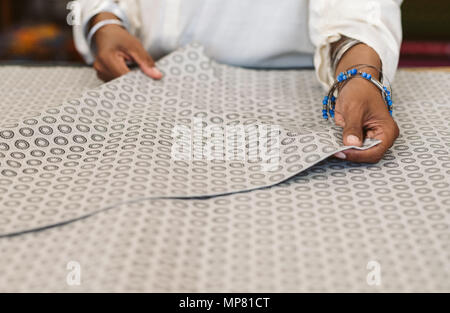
[73,0,402,88]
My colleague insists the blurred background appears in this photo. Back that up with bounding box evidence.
[0,0,449,66]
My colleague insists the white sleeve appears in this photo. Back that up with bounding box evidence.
[73,0,141,64]
[308,0,403,89]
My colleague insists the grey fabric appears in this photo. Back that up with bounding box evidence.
[0,45,449,292]
[0,44,378,236]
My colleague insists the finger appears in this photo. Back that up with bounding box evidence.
[342,104,365,147]
[97,71,108,82]
[336,121,398,163]
[93,60,109,82]
[339,138,388,163]
[99,52,130,81]
[129,46,163,80]
[334,112,345,127]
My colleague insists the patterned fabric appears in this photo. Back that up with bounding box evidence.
[0,44,379,236]
[0,45,449,292]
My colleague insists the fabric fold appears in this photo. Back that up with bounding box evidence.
[0,44,380,236]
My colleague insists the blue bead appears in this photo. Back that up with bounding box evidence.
[343,75,347,80]
[388,100,393,106]
[323,100,328,105]
[324,96,329,100]
[386,95,391,101]
[367,74,372,79]
[322,109,327,113]
[351,68,357,75]
[362,72,367,78]
[331,96,336,102]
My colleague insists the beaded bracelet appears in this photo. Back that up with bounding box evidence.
[322,64,393,120]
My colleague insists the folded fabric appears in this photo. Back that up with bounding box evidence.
[1,55,450,293]
[0,44,379,236]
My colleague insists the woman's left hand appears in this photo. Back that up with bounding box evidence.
[333,74,399,163]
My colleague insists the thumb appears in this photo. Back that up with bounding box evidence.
[342,109,364,147]
[129,45,163,80]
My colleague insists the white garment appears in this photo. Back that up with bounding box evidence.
[73,0,403,88]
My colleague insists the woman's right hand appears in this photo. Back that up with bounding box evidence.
[91,12,163,82]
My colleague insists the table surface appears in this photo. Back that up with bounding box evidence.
[0,60,449,292]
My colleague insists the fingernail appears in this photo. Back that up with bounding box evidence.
[334,152,346,159]
[346,135,360,146]
[150,67,162,77]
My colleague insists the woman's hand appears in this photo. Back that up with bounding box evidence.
[332,42,399,163]
[91,13,163,81]
[333,76,399,163]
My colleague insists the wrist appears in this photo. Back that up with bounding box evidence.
[335,43,381,80]
[90,12,120,29]
[88,13,124,48]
